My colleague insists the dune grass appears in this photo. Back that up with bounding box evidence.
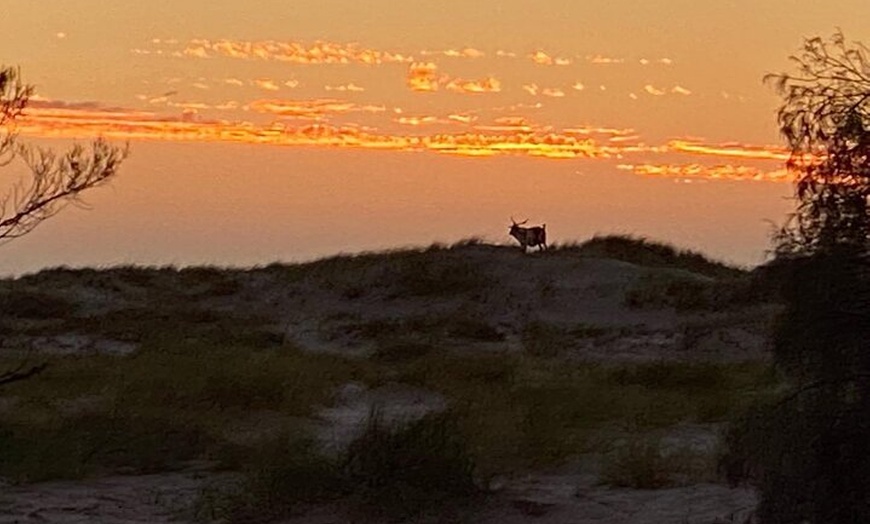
[556,235,746,279]
[0,335,778,485]
[0,236,782,520]
[0,341,367,483]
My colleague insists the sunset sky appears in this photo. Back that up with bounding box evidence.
[1,1,868,274]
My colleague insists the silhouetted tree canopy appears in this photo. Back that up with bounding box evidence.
[768,31,870,255]
[0,66,128,388]
[723,32,870,524]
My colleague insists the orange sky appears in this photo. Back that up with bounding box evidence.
[0,1,868,273]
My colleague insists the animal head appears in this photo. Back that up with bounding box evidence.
[509,217,528,236]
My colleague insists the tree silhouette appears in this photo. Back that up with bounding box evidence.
[724,32,870,524]
[768,31,870,256]
[0,66,128,243]
[0,66,127,387]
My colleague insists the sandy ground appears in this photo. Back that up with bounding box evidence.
[0,469,755,524]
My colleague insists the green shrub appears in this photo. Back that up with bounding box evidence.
[196,436,343,523]
[343,410,479,519]
[624,272,714,311]
[0,412,213,482]
[0,288,76,319]
[570,235,745,279]
[392,252,491,297]
[197,412,480,523]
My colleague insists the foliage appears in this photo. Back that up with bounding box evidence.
[197,412,479,523]
[195,436,343,524]
[0,65,127,388]
[723,32,870,524]
[564,235,745,279]
[0,66,128,243]
[767,32,870,256]
[343,411,479,519]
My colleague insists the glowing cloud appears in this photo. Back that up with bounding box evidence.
[325,83,365,92]
[587,55,625,64]
[448,114,477,124]
[672,86,692,95]
[406,62,439,92]
[644,85,666,96]
[444,77,502,94]
[396,115,440,126]
[176,38,413,65]
[617,163,791,182]
[184,46,209,58]
[253,79,281,91]
[529,50,571,65]
[667,140,790,161]
[248,98,386,120]
[426,48,484,58]
[522,84,539,96]
[14,98,793,181]
[542,87,566,98]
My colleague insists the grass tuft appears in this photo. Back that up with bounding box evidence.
[343,410,479,519]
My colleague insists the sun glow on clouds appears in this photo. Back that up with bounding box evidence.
[407,62,439,92]
[179,38,413,65]
[248,99,386,120]
[18,34,790,183]
[10,97,792,181]
[617,163,792,182]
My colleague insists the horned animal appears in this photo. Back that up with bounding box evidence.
[509,218,547,252]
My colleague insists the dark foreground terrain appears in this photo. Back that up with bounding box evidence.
[0,237,779,523]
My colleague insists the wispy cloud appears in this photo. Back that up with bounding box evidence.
[644,85,666,96]
[587,55,625,64]
[253,79,281,91]
[16,98,791,180]
[396,115,441,126]
[173,38,413,65]
[444,77,501,94]
[325,83,365,92]
[406,63,501,94]
[406,62,440,92]
[421,48,484,58]
[541,87,566,98]
[617,163,791,182]
[666,139,789,161]
[248,98,386,120]
[448,113,477,124]
[529,50,571,66]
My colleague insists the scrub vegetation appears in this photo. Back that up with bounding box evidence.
[0,235,782,522]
